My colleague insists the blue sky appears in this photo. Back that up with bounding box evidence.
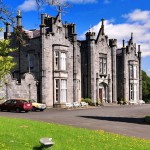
[3,0,150,75]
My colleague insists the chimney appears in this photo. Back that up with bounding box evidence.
[16,10,22,27]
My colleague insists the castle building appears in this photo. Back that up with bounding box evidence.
[3,11,142,107]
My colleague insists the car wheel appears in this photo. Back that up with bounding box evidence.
[40,109,44,112]
[25,110,28,112]
[32,107,36,111]
[16,108,20,113]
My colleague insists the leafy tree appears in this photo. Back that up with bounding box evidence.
[0,38,17,83]
[142,70,150,101]
[36,0,70,13]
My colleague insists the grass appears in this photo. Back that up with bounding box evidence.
[0,117,150,150]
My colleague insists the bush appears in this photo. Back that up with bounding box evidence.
[145,115,150,123]
[81,98,95,106]
[118,98,127,105]
[144,99,150,103]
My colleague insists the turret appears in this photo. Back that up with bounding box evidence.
[86,31,95,40]
[67,23,77,38]
[109,39,117,103]
[85,30,96,104]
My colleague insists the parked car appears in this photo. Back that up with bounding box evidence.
[26,99,46,111]
[0,99,32,112]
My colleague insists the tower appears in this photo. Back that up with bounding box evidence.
[109,39,117,103]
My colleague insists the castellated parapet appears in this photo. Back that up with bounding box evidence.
[86,32,95,40]
[109,39,117,47]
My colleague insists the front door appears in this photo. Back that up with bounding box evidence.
[99,89,103,103]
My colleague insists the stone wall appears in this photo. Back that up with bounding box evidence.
[0,73,37,100]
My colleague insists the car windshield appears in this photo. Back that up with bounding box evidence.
[28,99,36,103]
[21,100,28,103]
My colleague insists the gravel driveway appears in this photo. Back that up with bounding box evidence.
[0,104,150,140]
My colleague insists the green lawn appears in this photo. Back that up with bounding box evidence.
[0,117,150,150]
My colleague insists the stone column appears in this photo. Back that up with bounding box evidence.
[109,39,117,103]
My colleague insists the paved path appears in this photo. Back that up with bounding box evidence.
[0,104,150,140]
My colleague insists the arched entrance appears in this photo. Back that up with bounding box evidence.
[99,82,108,103]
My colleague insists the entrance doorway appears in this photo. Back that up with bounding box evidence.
[99,82,108,103]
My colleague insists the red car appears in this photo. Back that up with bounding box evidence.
[0,99,32,112]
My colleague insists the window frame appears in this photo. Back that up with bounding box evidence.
[55,79,59,102]
[99,54,107,75]
[60,79,67,103]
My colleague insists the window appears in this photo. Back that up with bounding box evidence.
[130,84,134,100]
[99,58,103,74]
[134,66,137,79]
[60,80,67,102]
[27,53,34,71]
[134,84,137,101]
[103,58,107,74]
[55,51,59,70]
[55,79,59,102]
[54,51,67,71]
[99,57,107,75]
[54,79,67,103]
[130,65,133,79]
[129,65,137,79]
[60,53,66,70]
[130,84,137,101]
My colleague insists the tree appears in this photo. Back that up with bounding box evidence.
[0,38,17,83]
[36,0,70,13]
[142,70,150,101]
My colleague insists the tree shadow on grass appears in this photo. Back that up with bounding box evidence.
[79,116,149,125]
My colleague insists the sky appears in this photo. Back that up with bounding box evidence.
[3,0,150,75]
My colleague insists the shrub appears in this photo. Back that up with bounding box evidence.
[118,98,127,105]
[145,99,150,103]
[145,115,150,123]
[81,98,95,106]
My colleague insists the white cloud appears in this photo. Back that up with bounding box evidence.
[18,0,37,12]
[123,9,150,23]
[80,9,150,57]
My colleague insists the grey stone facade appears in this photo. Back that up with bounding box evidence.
[2,11,142,107]
[0,73,37,100]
